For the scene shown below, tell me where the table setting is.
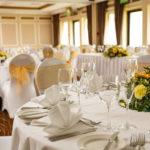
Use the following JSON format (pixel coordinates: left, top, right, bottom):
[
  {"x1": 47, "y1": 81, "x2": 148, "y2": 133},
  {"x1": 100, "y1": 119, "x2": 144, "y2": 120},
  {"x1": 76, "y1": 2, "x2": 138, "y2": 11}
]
[{"x1": 11, "y1": 62, "x2": 150, "y2": 150}]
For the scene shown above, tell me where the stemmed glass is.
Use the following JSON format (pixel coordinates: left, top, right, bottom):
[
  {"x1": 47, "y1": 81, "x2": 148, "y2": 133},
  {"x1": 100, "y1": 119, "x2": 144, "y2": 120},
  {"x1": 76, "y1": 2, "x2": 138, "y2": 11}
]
[
  {"x1": 58, "y1": 68, "x2": 73, "y2": 102},
  {"x1": 118, "y1": 86, "x2": 135, "y2": 130},
  {"x1": 120, "y1": 58, "x2": 137, "y2": 130},
  {"x1": 124, "y1": 58, "x2": 138, "y2": 81},
  {"x1": 98, "y1": 75, "x2": 119, "y2": 131}
]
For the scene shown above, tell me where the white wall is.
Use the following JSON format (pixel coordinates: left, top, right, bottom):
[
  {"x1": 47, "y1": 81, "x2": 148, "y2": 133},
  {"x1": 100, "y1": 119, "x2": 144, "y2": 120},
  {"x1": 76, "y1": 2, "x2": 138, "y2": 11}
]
[{"x1": 0, "y1": 14, "x2": 53, "y2": 50}]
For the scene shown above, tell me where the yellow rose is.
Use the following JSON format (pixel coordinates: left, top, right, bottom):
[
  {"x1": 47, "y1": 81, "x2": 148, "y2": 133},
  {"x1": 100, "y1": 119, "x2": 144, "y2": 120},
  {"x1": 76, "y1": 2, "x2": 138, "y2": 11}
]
[
  {"x1": 113, "y1": 48, "x2": 118, "y2": 54},
  {"x1": 134, "y1": 84, "x2": 147, "y2": 100},
  {"x1": 144, "y1": 74, "x2": 150, "y2": 79},
  {"x1": 118, "y1": 54, "x2": 122, "y2": 57},
  {"x1": 119, "y1": 50, "x2": 123, "y2": 53},
  {"x1": 0, "y1": 52, "x2": 5, "y2": 56}
]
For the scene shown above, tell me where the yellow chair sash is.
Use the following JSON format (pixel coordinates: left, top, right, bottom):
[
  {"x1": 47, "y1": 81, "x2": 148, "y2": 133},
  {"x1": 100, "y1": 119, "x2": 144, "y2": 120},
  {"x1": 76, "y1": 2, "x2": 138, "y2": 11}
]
[
  {"x1": 43, "y1": 51, "x2": 53, "y2": 58},
  {"x1": 9, "y1": 62, "x2": 35, "y2": 93},
  {"x1": 70, "y1": 51, "x2": 78, "y2": 59},
  {"x1": 54, "y1": 52, "x2": 72, "y2": 66}
]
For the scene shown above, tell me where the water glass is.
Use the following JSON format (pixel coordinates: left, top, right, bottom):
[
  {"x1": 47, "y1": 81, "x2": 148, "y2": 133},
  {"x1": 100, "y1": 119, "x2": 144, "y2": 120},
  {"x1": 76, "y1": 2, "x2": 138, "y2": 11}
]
[{"x1": 58, "y1": 68, "x2": 73, "y2": 102}]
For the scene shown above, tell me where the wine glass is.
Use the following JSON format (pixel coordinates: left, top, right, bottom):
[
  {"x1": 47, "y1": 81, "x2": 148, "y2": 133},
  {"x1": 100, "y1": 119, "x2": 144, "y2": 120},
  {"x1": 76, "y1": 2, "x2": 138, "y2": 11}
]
[
  {"x1": 58, "y1": 68, "x2": 73, "y2": 102},
  {"x1": 97, "y1": 45, "x2": 104, "y2": 53},
  {"x1": 118, "y1": 84, "x2": 135, "y2": 130},
  {"x1": 98, "y1": 75, "x2": 119, "y2": 131},
  {"x1": 124, "y1": 58, "x2": 138, "y2": 81}
]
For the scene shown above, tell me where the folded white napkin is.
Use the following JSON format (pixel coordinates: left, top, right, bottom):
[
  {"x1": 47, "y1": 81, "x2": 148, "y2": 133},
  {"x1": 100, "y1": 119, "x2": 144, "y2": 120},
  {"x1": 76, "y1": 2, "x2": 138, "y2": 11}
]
[
  {"x1": 44, "y1": 101, "x2": 82, "y2": 136},
  {"x1": 31, "y1": 116, "x2": 50, "y2": 126},
  {"x1": 88, "y1": 73, "x2": 103, "y2": 93},
  {"x1": 31, "y1": 85, "x2": 65, "y2": 108}
]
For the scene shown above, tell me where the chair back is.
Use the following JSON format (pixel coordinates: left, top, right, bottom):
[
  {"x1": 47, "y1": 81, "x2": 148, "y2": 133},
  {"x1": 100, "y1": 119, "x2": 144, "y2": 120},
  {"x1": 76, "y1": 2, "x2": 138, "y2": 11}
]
[
  {"x1": 43, "y1": 46, "x2": 53, "y2": 58},
  {"x1": 4, "y1": 54, "x2": 36, "y2": 118},
  {"x1": 9, "y1": 54, "x2": 36, "y2": 93},
  {"x1": 35, "y1": 58, "x2": 71, "y2": 93},
  {"x1": 137, "y1": 55, "x2": 150, "y2": 72},
  {"x1": 54, "y1": 52, "x2": 66, "y2": 61},
  {"x1": 80, "y1": 45, "x2": 90, "y2": 53}
]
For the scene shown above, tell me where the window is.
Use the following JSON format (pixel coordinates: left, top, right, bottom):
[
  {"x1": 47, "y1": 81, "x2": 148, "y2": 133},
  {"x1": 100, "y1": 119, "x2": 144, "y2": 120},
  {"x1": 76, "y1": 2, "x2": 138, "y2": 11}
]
[
  {"x1": 104, "y1": 13, "x2": 117, "y2": 45},
  {"x1": 82, "y1": 17, "x2": 89, "y2": 45},
  {"x1": 128, "y1": 10, "x2": 142, "y2": 46},
  {"x1": 73, "y1": 20, "x2": 80, "y2": 46},
  {"x1": 60, "y1": 21, "x2": 69, "y2": 45}
]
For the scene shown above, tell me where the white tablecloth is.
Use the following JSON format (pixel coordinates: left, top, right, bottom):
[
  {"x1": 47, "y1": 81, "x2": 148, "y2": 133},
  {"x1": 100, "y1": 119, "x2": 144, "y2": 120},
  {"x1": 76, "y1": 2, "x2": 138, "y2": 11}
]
[
  {"x1": 77, "y1": 53, "x2": 131, "y2": 81},
  {"x1": 11, "y1": 93, "x2": 150, "y2": 150}
]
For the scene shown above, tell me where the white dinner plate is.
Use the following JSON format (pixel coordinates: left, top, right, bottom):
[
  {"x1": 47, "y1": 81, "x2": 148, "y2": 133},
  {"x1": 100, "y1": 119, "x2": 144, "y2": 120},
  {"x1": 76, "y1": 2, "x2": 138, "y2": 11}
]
[
  {"x1": 77, "y1": 134, "x2": 127, "y2": 150},
  {"x1": 78, "y1": 134, "x2": 109, "y2": 150}
]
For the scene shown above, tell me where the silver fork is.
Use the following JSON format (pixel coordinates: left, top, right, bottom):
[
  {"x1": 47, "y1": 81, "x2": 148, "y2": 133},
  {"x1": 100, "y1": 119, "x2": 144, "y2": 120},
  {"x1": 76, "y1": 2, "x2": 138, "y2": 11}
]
[
  {"x1": 137, "y1": 133, "x2": 145, "y2": 150},
  {"x1": 130, "y1": 134, "x2": 138, "y2": 148}
]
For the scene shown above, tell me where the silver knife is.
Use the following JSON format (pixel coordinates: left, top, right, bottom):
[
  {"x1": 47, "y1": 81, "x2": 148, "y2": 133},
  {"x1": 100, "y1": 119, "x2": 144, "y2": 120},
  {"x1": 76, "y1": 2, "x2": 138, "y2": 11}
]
[
  {"x1": 104, "y1": 131, "x2": 119, "y2": 150},
  {"x1": 49, "y1": 128, "x2": 97, "y2": 141},
  {"x1": 20, "y1": 106, "x2": 50, "y2": 110}
]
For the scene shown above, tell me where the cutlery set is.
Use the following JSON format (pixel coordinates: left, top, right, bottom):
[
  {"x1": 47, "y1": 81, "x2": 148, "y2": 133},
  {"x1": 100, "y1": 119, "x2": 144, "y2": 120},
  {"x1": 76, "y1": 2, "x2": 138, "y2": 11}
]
[
  {"x1": 130, "y1": 133, "x2": 145, "y2": 149},
  {"x1": 19, "y1": 106, "x2": 147, "y2": 150}
]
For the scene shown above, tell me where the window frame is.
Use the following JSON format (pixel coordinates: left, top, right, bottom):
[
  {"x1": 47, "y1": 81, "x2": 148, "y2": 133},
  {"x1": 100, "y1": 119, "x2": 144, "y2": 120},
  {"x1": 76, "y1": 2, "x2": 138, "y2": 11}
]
[
  {"x1": 127, "y1": 9, "x2": 142, "y2": 46},
  {"x1": 73, "y1": 20, "x2": 80, "y2": 46}
]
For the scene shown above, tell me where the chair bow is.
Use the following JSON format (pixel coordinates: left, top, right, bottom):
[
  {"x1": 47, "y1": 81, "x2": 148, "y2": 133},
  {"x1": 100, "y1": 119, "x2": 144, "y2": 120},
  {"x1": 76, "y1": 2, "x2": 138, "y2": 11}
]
[{"x1": 9, "y1": 62, "x2": 35, "y2": 93}]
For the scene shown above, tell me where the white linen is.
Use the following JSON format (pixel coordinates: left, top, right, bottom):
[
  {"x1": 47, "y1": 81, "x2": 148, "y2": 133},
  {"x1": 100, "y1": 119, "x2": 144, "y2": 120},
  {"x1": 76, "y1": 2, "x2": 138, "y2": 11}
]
[
  {"x1": 137, "y1": 55, "x2": 150, "y2": 63},
  {"x1": 31, "y1": 85, "x2": 65, "y2": 108},
  {"x1": 44, "y1": 101, "x2": 82, "y2": 136},
  {"x1": 2, "y1": 54, "x2": 36, "y2": 118},
  {"x1": 77, "y1": 53, "x2": 131, "y2": 82},
  {"x1": 11, "y1": 92, "x2": 150, "y2": 150}
]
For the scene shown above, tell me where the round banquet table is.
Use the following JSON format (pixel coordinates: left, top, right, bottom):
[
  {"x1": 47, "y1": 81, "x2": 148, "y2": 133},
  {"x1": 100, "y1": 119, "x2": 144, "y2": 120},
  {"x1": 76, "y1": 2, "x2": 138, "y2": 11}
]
[
  {"x1": 11, "y1": 93, "x2": 150, "y2": 150},
  {"x1": 76, "y1": 53, "x2": 139, "y2": 82}
]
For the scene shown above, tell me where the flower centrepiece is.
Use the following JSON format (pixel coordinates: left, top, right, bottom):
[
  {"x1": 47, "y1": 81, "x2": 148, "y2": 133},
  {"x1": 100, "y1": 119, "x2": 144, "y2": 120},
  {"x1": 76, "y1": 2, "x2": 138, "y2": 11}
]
[
  {"x1": 121, "y1": 67, "x2": 150, "y2": 112},
  {"x1": 0, "y1": 51, "x2": 7, "y2": 63},
  {"x1": 103, "y1": 46, "x2": 130, "y2": 58}
]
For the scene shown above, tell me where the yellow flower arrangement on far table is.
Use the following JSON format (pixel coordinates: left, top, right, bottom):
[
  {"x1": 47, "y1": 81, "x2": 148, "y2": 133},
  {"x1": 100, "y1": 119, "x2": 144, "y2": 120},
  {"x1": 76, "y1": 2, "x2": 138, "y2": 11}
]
[
  {"x1": 103, "y1": 45, "x2": 130, "y2": 58},
  {"x1": 0, "y1": 51, "x2": 8, "y2": 63}
]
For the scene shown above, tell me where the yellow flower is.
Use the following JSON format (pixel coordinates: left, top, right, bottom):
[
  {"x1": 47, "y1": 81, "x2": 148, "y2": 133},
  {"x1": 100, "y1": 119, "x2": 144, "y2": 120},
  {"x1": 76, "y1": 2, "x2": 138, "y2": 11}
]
[
  {"x1": 113, "y1": 48, "x2": 118, "y2": 54},
  {"x1": 119, "y1": 50, "x2": 123, "y2": 53},
  {"x1": 134, "y1": 84, "x2": 147, "y2": 100},
  {"x1": 60, "y1": 45, "x2": 64, "y2": 49},
  {"x1": 0, "y1": 52, "x2": 5, "y2": 56},
  {"x1": 143, "y1": 74, "x2": 150, "y2": 79},
  {"x1": 118, "y1": 54, "x2": 122, "y2": 57},
  {"x1": 110, "y1": 53, "x2": 115, "y2": 57}
]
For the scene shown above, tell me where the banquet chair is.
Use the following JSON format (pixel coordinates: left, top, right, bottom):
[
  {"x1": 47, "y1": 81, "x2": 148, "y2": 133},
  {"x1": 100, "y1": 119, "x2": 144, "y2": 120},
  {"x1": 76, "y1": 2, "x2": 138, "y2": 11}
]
[
  {"x1": 80, "y1": 45, "x2": 96, "y2": 53},
  {"x1": 35, "y1": 58, "x2": 71, "y2": 94},
  {"x1": 135, "y1": 46, "x2": 147, "y2": 56},
  {"x1": 43, "y1": 46, "x2": 54, "y2": 59},
  {"x1": 0, "y1": 136, "x2": 11, "y2": 150},
  {"x1": 70, "y1": 50, "x2": 79, "y2": 68},
  {"x1": 54, "y1": 52, "x2": 67, "y2": 61},
  {"x1": 2, "y1": 54, "x2": 37, "y2": 118},
  {"x1": 137, "y1": 55, "x2": 150, "y2": 72},
  {"x1": 80, "y1": 45, "x2": 91, "y2": 53}
]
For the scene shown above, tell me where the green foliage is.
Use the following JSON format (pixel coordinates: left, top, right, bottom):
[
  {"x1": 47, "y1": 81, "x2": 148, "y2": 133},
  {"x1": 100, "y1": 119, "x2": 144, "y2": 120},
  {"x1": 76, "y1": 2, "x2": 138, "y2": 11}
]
[{"x1": 125, "y1": 69, "x2": 150, "y2": 112}]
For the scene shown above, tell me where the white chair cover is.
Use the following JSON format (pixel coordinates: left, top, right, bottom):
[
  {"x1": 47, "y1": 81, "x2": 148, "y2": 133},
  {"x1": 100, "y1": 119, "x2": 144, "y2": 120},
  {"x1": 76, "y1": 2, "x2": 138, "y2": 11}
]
[
  {"x1": 2, "y1": 54, "x2": 36, "y2": 118},
  {"x1": 137, "y1": 55, "x2": 150, "y2": 72},
  {"x1": 42, "y1": 46, "x2": 54, "y2": 59},
  {"x1": 35, "y1": 58, "x2": 70, "y2": 94}
]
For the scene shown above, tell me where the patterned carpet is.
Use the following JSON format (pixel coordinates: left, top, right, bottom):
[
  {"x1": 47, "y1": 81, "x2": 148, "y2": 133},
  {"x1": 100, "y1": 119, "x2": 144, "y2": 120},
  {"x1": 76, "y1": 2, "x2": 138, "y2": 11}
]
[{"x1": 0, "y1": 98, "x2": 13, "y2": 136}]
